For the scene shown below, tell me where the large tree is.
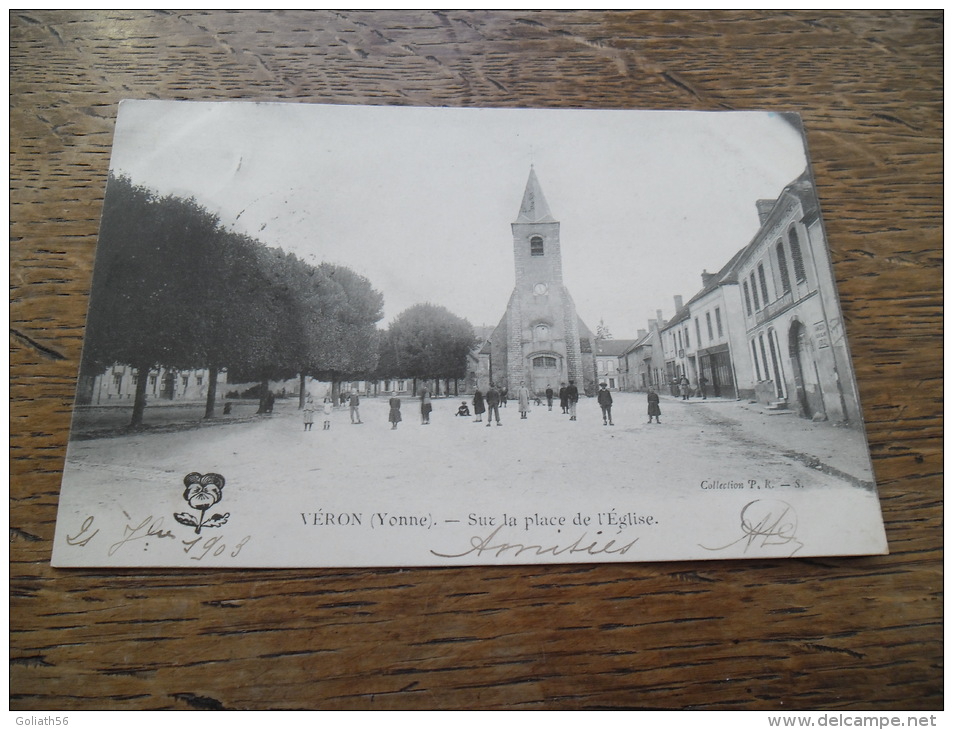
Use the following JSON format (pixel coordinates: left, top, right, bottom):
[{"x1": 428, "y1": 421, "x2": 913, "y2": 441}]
[
  {"x1": 387, "y1": 303, "x2": 475, "y2": 394},
  {"x1": 310, "y1": 263, "x2": 384, "y2": 402},
  {"x1": 80, "y1": 175, "x2": 223, "y2": 427}
]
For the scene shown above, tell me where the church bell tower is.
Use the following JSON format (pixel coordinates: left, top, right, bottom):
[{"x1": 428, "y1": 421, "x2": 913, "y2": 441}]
[{"x1": 504, "y1": 167, "x2": 587, "y2": 393}]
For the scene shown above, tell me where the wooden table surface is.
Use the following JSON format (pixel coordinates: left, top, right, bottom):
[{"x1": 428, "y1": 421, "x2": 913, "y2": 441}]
[{"x1": 10, "y1": 10, "x2": 942, "y2": 711}]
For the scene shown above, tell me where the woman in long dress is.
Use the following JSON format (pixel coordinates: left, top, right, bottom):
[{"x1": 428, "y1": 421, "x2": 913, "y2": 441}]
[
  {"x1": 388, "y1": 392, "x2": 402, "y2": 430},
  {"x1": 472, "y1": 389, "x2": 485, "y2": 423}
]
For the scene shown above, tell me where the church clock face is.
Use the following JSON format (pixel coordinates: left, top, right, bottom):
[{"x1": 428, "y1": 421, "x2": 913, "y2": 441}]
[{"x1": 533, "y1": 283, "x2": 549, "y2": 296}]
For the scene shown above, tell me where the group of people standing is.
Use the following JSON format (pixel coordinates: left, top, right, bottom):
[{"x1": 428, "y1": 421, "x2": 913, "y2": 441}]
[
  {"x1": 305, "y1": 381, "x2": 665, "y2": 430},
  {"x1": 674, "y1": 374, "x2": 709, "y2": 400}
]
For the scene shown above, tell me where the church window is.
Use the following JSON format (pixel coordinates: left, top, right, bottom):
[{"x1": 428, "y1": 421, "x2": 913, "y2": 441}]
[
  {"x1": 776, "y1": 240, "x2": 792, "y2": 294},
  {"x1": 750, "y1": 273, "x2": 761, "y2": 310},
  {"x1": 534, "y1": 323, "x2": 550, "y2": 340},
  {"x1": 789, "y1": 227, "x2": 806, "y2": 282},
  {"x1": 533, "y1": 356, "x2": 557, "y2": 368},
  {"x1": 743, "y1": 282, "x2": 753, "y2": 316},
  {"x1": 530, "y1": 236, "x2": 544, "y2": 256}
]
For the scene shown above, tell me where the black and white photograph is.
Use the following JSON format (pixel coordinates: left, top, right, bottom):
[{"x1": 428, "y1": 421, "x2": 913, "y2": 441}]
[{"x1": 51, "y1": 100, "x2": 888, "y2": 567}]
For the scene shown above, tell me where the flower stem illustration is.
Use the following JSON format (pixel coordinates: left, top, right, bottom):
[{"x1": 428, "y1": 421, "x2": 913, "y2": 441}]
[{"x1": 174, "y1": 472, "x2": 230, "y2": 534}]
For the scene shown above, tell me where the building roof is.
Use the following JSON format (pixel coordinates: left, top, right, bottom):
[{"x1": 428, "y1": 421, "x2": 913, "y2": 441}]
[
  {"x1": 593, "y1": 338, "x2": 638, "y2": 357},
  {"x1": 515, "y1": 166, "x2": 556, "y2": 224}
]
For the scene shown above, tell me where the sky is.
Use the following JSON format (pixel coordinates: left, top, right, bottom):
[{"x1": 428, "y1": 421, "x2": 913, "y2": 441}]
[{"x1": 108, "y1": 100, "x2": 811, "y2": 337}]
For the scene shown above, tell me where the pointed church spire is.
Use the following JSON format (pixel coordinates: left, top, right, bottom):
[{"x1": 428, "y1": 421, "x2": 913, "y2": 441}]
[{"x1": 516, "y1": 166, "x2": 556, "y2": 223}]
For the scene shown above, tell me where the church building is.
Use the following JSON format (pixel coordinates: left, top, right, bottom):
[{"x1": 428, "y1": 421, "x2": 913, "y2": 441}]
[{"x1": 477, "y1": 168, "x2": 596, "y2": 396}]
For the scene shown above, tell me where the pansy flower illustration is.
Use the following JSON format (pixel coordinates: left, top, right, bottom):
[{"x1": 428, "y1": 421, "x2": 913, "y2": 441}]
[{"x1": 174, "y1": 472, "x2": 230, "y2": 534}]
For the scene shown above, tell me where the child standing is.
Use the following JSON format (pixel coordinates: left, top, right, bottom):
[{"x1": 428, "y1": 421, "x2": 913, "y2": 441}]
[
  {"x1": 303, "y1": 396, "x2": 314, "y2": 431},
  {"x1": 322, "y1": 397, "x2": 333, "y2": 430}
]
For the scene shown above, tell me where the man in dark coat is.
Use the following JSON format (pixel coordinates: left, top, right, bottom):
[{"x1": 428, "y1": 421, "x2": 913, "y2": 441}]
[
  {"x1": 485, "y1": 384, "x2": 502, "y2": 427},
  {"x1": 558, "y1": 382, "x2": 569, "y2": 414},
  {"x1": 597, "y1": 382, "x2": 614, "y2": 426},
  {"x1": 545, "y1": 385, "x2": 554, "y2": 411},
  {"x1": 647, "y1": 389, "x2": 661, "y2": 424},
  {"x1": 566, "y1": 380, "x2": 579, "y2": 421}
]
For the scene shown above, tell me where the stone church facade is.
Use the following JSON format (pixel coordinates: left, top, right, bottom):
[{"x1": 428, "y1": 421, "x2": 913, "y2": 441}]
[{"x1": 477, "y1": 168, "x2": 596, "y2": 396}]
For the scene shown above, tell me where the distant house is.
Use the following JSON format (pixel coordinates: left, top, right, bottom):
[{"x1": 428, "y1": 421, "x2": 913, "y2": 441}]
[
  {"x1": 619, "y1": 314, "x2": 666, "y2": 393},
  {"x1": 659, "y1": 296, "x2": 693, "y2": 395},
  {"x1": 681, "y1": 253, "x2": 754, "y2": 400},
  {"x1": 592, "y1": 338, "x2": 636, "y2": 390},
  {"x1": 77, "y1": 364, "x2": 227, "y2": 405}
]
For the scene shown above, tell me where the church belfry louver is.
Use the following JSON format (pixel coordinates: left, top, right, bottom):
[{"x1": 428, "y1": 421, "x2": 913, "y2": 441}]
[{"x1": 478, "y1": 167, "x2": 595, "y2": 395}]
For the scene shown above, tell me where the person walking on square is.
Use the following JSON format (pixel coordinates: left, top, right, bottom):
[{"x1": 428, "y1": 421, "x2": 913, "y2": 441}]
[
  {"x1": 679, "y1": 375, "x2": 690, "y2": 400},
  {"x1": 647, "y1": 388, "x2": 661, "y2": 424},
  {"x1": 322, "y1": 397, "x2": 333, "y2": 430},
  {"x1": 698, "y1": 374, "x2": 709, "y2": 400},
  {"x1": 303, "y1": 396, "x2": 314, "y2": 431},
  {"x1": 517, "y1": 381, "x2": 531, "y2": 419},
  {"x1": 472, "y1": 388, "x2": 485, "y2": 423},
  {"x1": 500, "y1": 386, "x2": 508, "y2": 408},
  {"x1": 545, "y1": 385, "x2": 554, "y2": 411},
  {"x1": 567, "y1": 380, "x2": 579, "y2": 421},
  {"x1": 485, "y1": 383, "x2": 502, "y2": 427},
  {"x1": 420, "y1": 385, "x2": 432, "y2": 425},
  {"x1": 559, "y1": 382, "x2": 569, "y2": 414},
  {"x1": 388, "y1": 392, "x2": 402, "y2": 430},
  {"x1": 597, "y1": 382, "x2": 614, "y2": 426},
  {"x1": 349, "y1": 389, "x2": 362, "y2": 424}
]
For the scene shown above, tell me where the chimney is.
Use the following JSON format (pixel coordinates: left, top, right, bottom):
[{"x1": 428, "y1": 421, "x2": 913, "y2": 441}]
[
  {"x1": 756, "y1": 199, "x2": 775, "y2": 225},
  {"x1": 655, "y1": 310, "x2": 665, "y2": 328},
  {"x1": 701, "y1": 269, "x2": 716, "y2": 288},
  {"x1": 637, "y1": 328, "x2": 647, "y2": 340},
  {"x1": 674, "y1": 295, "x2": 683, "y2": 311}
]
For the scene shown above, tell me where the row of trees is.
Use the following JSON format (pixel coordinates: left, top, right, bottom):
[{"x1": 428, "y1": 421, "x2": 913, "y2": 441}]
[
  {"x1": 81, "y1": 175, "x2": 480, "y2": 428},
  {"x1": 81, "y1": 175, "x2": 384, "y2": 427}
]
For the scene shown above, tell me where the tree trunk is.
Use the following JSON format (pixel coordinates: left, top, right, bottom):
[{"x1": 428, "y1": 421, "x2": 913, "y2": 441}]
[
  {"x1": 298, "y1": 373, "x2": 307, "y2": 409},
  {"x1": 257, "y1": 379, "x2": 269, "y2": 414},
  {"x1": 204, "y1": 364, "x2": 219, "y2": 419},
  {"x1": 130, "y1": 363, "x2": 150, "y2": 428}
]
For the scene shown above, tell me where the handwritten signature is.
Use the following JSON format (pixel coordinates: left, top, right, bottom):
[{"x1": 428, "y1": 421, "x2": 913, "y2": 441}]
[
  {"x1": 701, "y1": 499, "x2": 804, "y2": 556},
  {"x1": 430, "y1": 524, "x2": 638, "y2": 560}
]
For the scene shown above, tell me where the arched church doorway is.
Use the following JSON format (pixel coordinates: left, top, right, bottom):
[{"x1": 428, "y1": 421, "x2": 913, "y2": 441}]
[{"x1": 530, "y1": 354, "x2": 560, "y2": 396}]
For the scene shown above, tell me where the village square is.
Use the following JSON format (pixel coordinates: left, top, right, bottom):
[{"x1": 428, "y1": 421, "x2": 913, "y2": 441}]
[{"x1": 66, "y1": 166, "x2": 875, "y2": 501}]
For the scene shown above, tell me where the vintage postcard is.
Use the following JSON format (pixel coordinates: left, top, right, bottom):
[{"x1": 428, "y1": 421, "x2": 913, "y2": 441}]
[{"x1": 51, "y1": 101, "x2": 888, "y2": 567}]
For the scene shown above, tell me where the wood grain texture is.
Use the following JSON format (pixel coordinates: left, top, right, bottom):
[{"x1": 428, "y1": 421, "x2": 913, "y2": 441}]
[{"x1": 10, "y1": 10, "x2": 942, "y2": 710}]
